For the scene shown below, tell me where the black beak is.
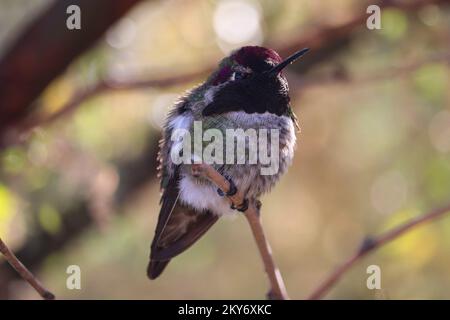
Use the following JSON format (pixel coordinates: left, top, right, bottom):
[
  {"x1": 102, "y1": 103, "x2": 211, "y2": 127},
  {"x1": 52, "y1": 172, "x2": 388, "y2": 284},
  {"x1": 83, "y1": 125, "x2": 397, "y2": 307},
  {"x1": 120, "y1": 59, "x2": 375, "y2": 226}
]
[{"x1": 267, "y1": 48, "x2": 309, "y2": 77}]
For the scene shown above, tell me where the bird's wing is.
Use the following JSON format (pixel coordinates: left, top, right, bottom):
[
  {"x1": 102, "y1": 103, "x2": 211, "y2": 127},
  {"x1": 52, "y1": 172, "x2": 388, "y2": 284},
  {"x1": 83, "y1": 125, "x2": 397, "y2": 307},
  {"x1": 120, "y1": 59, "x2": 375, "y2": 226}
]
[
  {"x1": 149, "y1": 96, "x2": 218, "y2": 278},
  {"x1": 148, "y1": 171, "x2": 218, "y2": 278}
]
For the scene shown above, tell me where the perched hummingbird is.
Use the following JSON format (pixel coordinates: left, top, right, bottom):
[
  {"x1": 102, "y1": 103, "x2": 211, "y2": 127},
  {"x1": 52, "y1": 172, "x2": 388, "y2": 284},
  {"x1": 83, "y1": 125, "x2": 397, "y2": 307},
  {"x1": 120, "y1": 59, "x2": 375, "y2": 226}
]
[{"x1": 147, "y1": 46, "x2": 309, "y2": 279}]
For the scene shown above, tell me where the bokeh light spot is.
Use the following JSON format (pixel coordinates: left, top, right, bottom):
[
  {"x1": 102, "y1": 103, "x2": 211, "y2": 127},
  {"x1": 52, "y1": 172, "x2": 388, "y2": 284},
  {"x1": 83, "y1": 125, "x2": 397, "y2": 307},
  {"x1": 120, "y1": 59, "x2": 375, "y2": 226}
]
[
  {"x1": 213, "y1": 0, "x2": 263, "y2": 53},
  {"x1": 371, "y1": 170, "x2": 408, "y2": 215}
]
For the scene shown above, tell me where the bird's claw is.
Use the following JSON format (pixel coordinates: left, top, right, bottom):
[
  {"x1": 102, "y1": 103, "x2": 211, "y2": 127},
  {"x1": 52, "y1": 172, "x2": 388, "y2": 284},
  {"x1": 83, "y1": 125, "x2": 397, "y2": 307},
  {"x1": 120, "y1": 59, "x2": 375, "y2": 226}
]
[
  {"x1": 216, "y1": 176, "x2": 248, "y2": 212},
  {"x1": 217, "y1": 176, "x2": 238, "y2": 197},
  {"x1": 231, "y1": 198, "x2": 249, "y2": 212}
]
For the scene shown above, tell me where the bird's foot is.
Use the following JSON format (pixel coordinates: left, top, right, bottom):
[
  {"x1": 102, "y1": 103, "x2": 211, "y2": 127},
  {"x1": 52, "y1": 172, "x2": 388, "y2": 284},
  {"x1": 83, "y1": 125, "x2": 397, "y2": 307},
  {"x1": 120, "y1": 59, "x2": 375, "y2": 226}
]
[
  {"x1": 216, "y1": 176, "x2": 248, "y2": 212},
  {"x1": 255, "y1": 199, "x2": 262, "y2": 211},
  {"x1": 231, "y1": 198, "x2": 249, "y2": 212},
  {"x1": 216, "y1": 175, "x2": 238, "y2": 197}
]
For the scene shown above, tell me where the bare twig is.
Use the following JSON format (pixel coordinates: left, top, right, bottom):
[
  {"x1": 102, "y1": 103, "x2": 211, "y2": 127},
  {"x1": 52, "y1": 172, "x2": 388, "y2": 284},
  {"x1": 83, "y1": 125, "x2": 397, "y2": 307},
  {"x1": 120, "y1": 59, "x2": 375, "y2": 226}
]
[
  {"x1": 0, "y1": 237, "x2": 55, "y2": 300},
  {"x1": 308, "y1": 202, "x2": 450, "y2": 300},
  {"x1": 191, "y1": 163, "x2": 289, "y2": 300},
  {"x1": 289, "y1": 51, "x2": 450, "y2": 89},
  {"x1": 19, "y1": 68, "x2": 210, "y2": 135}
]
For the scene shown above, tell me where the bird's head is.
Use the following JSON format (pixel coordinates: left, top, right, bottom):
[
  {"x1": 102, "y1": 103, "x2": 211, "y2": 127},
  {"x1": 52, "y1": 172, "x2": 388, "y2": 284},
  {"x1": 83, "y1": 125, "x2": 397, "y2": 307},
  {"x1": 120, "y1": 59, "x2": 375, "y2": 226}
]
[{"x1": 203, "y1": 46, "x2": 309, "y2": 117}]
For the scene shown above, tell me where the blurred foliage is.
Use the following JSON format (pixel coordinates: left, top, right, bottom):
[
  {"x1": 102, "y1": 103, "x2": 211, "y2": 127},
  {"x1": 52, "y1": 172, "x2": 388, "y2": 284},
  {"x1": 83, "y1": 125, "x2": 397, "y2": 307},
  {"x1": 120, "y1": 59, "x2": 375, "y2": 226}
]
[
  {"x1": 413, "y1": 63, "x2": 449, "y2": 105},
  {"x1": 380, "y1": 9, "x2": 408, "y2": 40},
  {"x1": 0, "y1": 184, "x2": 16, "y2": 236},
  {"x1": 38, "y1": 204, "x2": 61, "y2": 235},
  {"x1": 1, "y1": 0, "x2": 450, "y2": 299}
]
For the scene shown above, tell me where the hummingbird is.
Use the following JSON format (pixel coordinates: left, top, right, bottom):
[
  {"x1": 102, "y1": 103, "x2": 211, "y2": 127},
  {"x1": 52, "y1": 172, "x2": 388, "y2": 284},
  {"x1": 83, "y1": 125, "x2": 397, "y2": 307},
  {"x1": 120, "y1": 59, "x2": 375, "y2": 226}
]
[{"x1": 147, "y1": 46, "x2": 309, "y2": 279}]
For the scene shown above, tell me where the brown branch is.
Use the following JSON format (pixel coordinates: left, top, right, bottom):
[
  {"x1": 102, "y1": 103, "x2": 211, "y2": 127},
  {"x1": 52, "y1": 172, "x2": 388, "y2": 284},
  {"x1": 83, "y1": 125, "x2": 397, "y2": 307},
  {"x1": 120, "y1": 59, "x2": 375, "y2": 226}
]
[
  {"x1": 274, "y1": 0, "x2": 449, "y2": 72},
  {"x1": 308, "y1": 202, "x2": 450, "y2": 300},
  {"x1": 0, "y1": 0, "x2": 146, "y2": 135},
  {"x1": 191, "y1": 163, "x2": 289, "y2": 300},
  {"x1": 0, "y1": 237, "x2": 54, "y2": 300},
  {"x1": 19, "y1": 67, "x2": 211, "y2": 135},
  {"x1": 289, "y1": 51, "x2": 450, "y2": 89}
]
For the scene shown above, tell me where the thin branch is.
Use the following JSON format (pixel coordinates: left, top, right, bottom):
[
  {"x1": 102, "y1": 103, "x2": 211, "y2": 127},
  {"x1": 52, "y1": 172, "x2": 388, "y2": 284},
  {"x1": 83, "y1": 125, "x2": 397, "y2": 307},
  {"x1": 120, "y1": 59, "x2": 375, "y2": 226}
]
[
  {"x1": 289, "y1": 51, "x2": 450, "y2": 89},
  {"x1": 308, "y1": 202, "x2": 450, "y2": 300},
  {"x1": 19, "y1": 68, "x2": 210, "y2": 135},
  {"x1": 191, "y1": 163, "x2": 289, "y2": 300},
  {"x1": 0, "y1": 237, "x2": 55, "y2": 300}
]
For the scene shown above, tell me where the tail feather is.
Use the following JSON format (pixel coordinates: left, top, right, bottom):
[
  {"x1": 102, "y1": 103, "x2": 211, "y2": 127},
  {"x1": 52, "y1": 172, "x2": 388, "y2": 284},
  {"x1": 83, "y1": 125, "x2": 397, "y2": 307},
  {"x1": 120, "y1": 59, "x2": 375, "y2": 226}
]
[{"x1": 147, "y1": 260, "x2": 170, "y2": 280}]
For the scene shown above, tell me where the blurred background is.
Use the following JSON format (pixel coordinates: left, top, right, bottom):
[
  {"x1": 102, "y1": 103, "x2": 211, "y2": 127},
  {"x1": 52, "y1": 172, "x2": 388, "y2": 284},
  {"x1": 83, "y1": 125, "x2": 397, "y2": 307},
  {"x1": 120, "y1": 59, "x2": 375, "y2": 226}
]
[{"x1": 0, "y1": 0, "x2": 450, "y2": 299}]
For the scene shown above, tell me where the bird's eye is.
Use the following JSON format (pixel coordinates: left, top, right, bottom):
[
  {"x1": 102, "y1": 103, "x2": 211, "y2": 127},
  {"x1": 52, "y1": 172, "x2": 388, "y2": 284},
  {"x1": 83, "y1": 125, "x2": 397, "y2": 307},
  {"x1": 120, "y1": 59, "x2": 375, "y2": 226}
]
[{"x1": 232, "y1": 71, "x2": 246, "y2": 81}]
